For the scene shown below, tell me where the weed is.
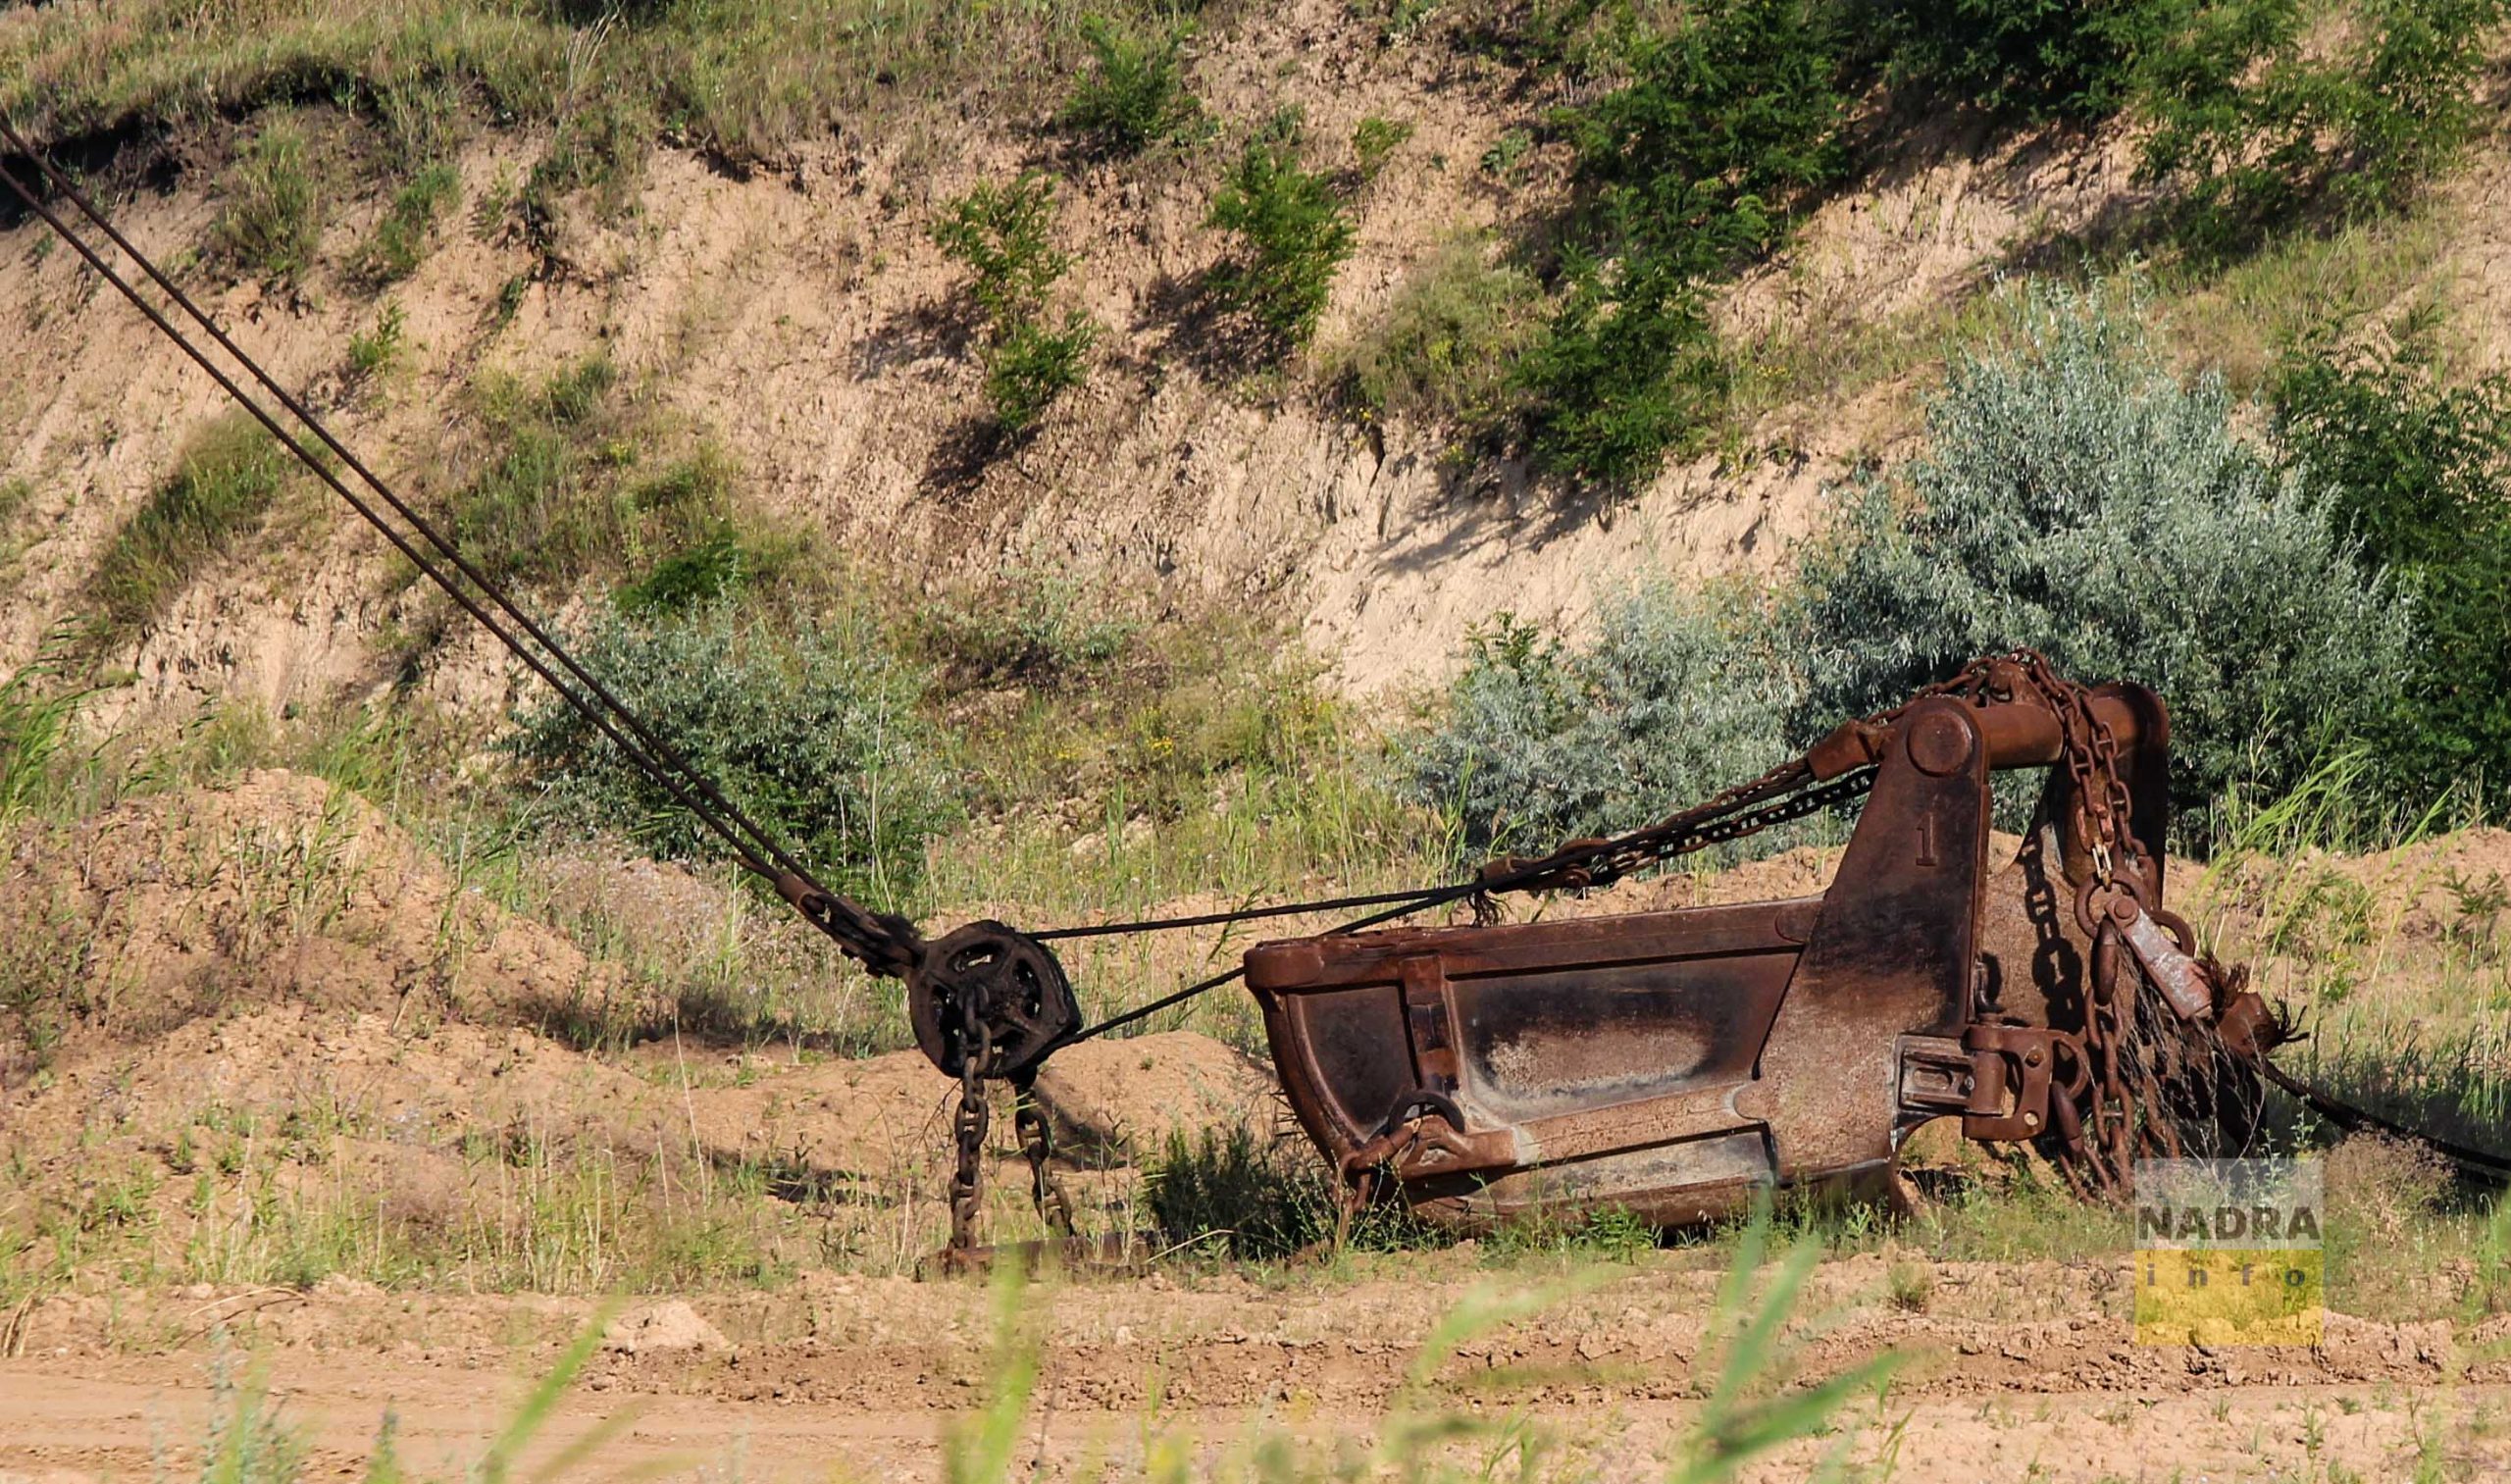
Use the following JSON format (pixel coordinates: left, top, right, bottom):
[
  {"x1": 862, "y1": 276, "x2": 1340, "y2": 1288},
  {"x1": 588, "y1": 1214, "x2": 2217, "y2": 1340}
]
[
  {"x1": 0, "y1": 631, "x2": 91, "y2": 826},
  {"x1": 199, "y1": 1355, "x2": 307, "y2": 1484},
  {"x1": 346, "y1": 301, "x2": 408, "y2": 381},
  {"x1": 214, "y1": 111, "x2": 325, "y2": 286},
  {"x1": 1207, "y1": 131, "x2": 1355, "y2": 349},
  {"x1": 444, "y1": 354, "x2": 727, "y2": 590},
  {"x1": 1145, "y1": 1126, "x2": 1335, "y2": 1260},
  {"x1": 359, "y1": 161, "x2": 461, "y2": 283},
  {"x1": 86, "y1": 415, "x2": 292, "y2": 645},
  {"x1": 1336, "y1": 236, "x2": 1543, "y2": 431},
  {"x1": 918, "y1": 564, "x2": 1135, "y2": 689},
  {"x1": 1058, "y1": 13, "x2": 1202, "y2": 155},
  {"x1": 1886, "y1": 1256, "x2": 1933, "y2": 1312},
  {"x1": 1351, "y1": 114, "x2": 1415, "y2": 182}
]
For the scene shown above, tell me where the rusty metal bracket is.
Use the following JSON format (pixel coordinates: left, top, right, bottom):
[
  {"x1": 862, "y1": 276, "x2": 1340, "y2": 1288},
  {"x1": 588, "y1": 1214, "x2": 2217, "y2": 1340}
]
[{"x1": 1960, "y1": 1024, "x2": 2092, "y2": 1143}]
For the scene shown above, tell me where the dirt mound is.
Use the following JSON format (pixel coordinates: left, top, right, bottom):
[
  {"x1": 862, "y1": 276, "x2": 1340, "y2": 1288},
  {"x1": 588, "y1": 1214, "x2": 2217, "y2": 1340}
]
[
  {"x1": 1030, "y1": 1031, "x2": 1287, "y2": 1162},
  {"x1": 606, "y1": 1300, "x2": 732, "y2": 1356},
  {"x1": 0, "y1": 769, "x2": 628, "y2": 1058}
]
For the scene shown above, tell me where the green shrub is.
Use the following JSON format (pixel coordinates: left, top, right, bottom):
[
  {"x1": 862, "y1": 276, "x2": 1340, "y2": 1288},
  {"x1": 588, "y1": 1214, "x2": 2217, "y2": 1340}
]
[
  {"x1": 933, "y1": 174, "x2": 1099, "y2": 434},
  {"x1": 2274, "y1": 348, "x2": 2511, "y2": 796},
  {"x1": 984, "y1": 312, "x2": 1099, "y2": 434},
  {"x1": 614, "y1": 523, "x2": 778, "y2": 615},
  {"x1": 1405, "y1": 592, "x2": 1805, "y2": 859},
  {"x1": 2132, "y1": 0, "x2": 2507, "y2": 252},
  {"x1": 346, "y1": 302, "x2": 407, "y2": 380},
  {"x1": 1561, "y1": 0, "x2": 1847, "y2": 274},
  {"x1": 931, "y1": 173, "x2": 1072, "y2": 325},
  {"x1": 1515, "y1": 251, "x2": 1725, "y2": 487},
  {"x1": 1516, "y1": 0, "x2": 1848, "y2": 487},
  {"x1": 1338, "y1": 237, "x2": 1544, "y2": 429},
  {"x1": 1350, "y1": 114, "x2": 1414, "y2": 181},
  {"x1": 214, "y1": 112, "x2": 324, "y2": 285},
  {"x1": 88, "y1": 415, "x2": 291, "y2": 641},
  {"x1": 1790, "y1": 283, "x2": 2411, "y2": 820},
  {"x1": 1057, "y1": 13, "x2": 1202, "y2": 154},
  {"x1": 360, "y1": 161, "x2": 461, "y2": 283},
  {"x1": 1206, "y1": 134, "x2": 1356, "y2": 348},
  {"x1": 505, "y1": 605, "x2": 959, "y2": 906},
  {"x1": 1878, "y1": 0, "x2": 2153, "y2": 120}
]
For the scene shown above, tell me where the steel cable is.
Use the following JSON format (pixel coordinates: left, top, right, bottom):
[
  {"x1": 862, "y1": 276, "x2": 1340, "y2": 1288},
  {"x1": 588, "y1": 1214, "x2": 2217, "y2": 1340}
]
[{"x1": 0, "y1": 130, "x2": 911, "y2": 968}]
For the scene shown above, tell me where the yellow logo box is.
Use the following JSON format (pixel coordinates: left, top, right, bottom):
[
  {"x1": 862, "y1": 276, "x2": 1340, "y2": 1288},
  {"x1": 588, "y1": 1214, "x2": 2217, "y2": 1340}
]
[{"x1": 2133, "y1": 1249, "x2": 2325, "y2": 1347}]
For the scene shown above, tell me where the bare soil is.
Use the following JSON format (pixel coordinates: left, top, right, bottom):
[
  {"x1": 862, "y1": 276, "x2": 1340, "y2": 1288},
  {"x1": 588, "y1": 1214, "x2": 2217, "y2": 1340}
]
[{"x1": 4, "y1": 1257, "x2": 2509, "y2": 1481}]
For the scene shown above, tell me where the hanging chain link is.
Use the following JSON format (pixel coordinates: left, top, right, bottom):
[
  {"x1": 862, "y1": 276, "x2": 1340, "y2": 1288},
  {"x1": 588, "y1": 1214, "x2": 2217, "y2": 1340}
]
[
  {"x1": 947, "y1": 990, "x2": 995, "y2": 1254},
  {"x1": 1011, "y1": 1071, "x2": 1076, "y2": 1239}
]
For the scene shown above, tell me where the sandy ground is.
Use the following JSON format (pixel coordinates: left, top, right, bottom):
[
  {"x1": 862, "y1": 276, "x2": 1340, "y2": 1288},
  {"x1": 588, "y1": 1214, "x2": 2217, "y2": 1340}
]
[{"x1": 2, "y1": 1258, "x2": 2508, "y2": 1482}]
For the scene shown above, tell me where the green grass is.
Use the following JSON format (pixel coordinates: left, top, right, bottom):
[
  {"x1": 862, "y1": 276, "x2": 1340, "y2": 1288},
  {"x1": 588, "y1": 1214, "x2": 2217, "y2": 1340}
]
[
  {"x1": 359, "y1": 161, "x2": 461, "y2": 283},
  {"x1": 214, "y1": 111, "x2": 325, "y2": 286},
  {"x1": 441, "y1": 355, "x2": 739, "y2": 591},
  {"x1": 3, "y1": 0, "x2": 1211, "y2": 185},
  {"x1": 1334, "y1": 235, "x2": 1544, "y2": 430},
  {"x1": 85, "y1": 414, "x2": 293, "y2": 645}
]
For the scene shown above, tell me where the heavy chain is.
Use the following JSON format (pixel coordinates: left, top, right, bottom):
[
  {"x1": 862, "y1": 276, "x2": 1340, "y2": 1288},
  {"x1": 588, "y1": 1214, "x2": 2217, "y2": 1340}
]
[
  {"x1": 1011, "y1": 1071, "x2": 1076, "y2": 1238},
  {"x1": 1476, "y1": 656, "x2": 2007, "y2": 898},
  {"x1": 947, "y1": 989, "x2": 994, "y2": 1254},
  {"x1": 946, "y1": 979, "x2": 1082, "y2": 1254}
]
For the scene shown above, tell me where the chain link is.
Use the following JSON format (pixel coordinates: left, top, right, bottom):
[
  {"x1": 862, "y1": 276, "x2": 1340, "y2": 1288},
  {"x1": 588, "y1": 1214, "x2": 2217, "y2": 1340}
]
[
  {"x1": 948, "y1": 989, "x2": 994, "y2": 1254},
  {"x1": 1011, "y1": 1071, "x2": 1076, "y2": 1238}
]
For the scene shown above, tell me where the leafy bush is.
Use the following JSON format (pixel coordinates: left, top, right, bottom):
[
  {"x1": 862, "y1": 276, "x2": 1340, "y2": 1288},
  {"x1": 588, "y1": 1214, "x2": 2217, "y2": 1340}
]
[
  {"x1": 2132, "y1": 0, "x2": 2506, "y2": 251},
  {"x1": 505, "y1": 605, "x2": 959, "y2": 905},
  {"x1": 1206, "y1": 134, "x2": 1356, "y2": 348},
  {"x1": 1877, "y1": 0, "x2": 2153, "y2": 120},
  {"x1": 932, "y1": 173, "x2": 1099, "y2": 433},
  {"x1": 931, "y1": 173, "x2": 1073, "y2": 325},
  {"x1": 1560, "y1": 0, "x2": 1847, "y2": 275},
  {"x1": 1515, "y1": 251, "x2": 1726, "y2": 487},
  {"x1": 984, "y1": 312, "x2": 1100, "y2": 434},
  {"x1": 1405, "y1": 592, "x2": 1804, "y2": 859},
  {"x1": 214, "y1": 111, "x2": 324, "y2": 285},
  {"x1": 614, "y1": 521, "x2": 790, "y2": 616},
  {"x1": 88, "y1": 415, "x2": 291, "y2": 642},
  {"x1": 1516, "y1": 0, "x2": 1848, "y2": 487},
  {"x1": 1057, "y1": 13, "x2": 1202, "y2": 154},
  {"x1": 1789, "y1": 283, "x2": 2411, "y2": 818},
  {"x1": 1337, "y1": 236, "x2": 1544, "y2": 429},
  {"x1": 2274, "y1": 348, "x2": 2511, "y2": 795}
]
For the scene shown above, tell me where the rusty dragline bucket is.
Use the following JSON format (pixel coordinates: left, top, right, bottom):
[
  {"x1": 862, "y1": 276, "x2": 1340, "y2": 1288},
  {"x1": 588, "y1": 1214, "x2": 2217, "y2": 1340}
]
[{"x1": 1246, "y1": 666, "x2": 2280, "y2": 1230}]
